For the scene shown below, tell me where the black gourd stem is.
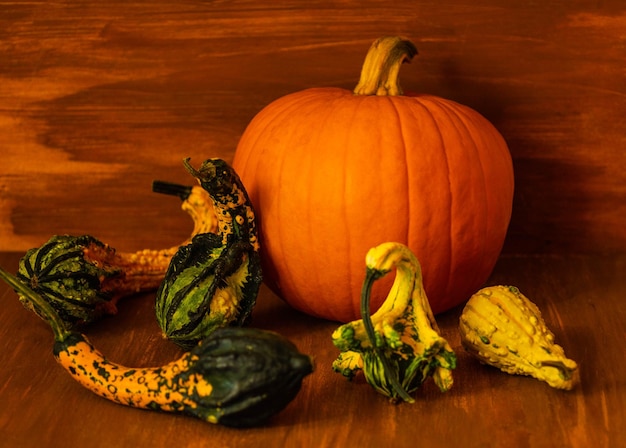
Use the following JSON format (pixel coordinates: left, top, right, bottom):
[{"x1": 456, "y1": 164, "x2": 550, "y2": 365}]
[
  {"x1": 152, "y1": 180, "x2": 192, "y2": 201},
  {"x1": 0, "y1": 267, "x2": 69, "y2": 342},
  {"x1": 361, "y1": 268, "x2": 414, "y2": 403}
]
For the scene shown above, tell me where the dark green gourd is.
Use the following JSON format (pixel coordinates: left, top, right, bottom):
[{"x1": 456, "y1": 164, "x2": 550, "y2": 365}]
[
  {"x1": 154, "y1": 158, "x2": 262, "y2": 349},
  {"x1": 16, "y1": 235, "x2": 126, "y2": 327}
]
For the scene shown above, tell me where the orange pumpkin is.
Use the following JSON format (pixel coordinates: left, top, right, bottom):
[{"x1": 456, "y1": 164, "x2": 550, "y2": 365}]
[{"x1": 232, "y1": 37, "x2": 514, "y2": 323}]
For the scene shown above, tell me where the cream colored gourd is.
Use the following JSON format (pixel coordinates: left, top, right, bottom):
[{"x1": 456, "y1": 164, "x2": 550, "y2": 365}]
[{"x1": 459, "y1": 285, "x2": 578, "y2": 390}]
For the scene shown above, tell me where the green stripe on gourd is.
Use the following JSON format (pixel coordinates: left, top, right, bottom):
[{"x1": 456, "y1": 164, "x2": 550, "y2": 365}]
[{"x1": 154, "y1": 158, "x2": 262, "y2": 349}]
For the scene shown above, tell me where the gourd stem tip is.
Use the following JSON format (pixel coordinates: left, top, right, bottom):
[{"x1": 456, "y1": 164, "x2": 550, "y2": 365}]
[{"x1": 183, "y1": 158, "x2": 200, "y2": 179}]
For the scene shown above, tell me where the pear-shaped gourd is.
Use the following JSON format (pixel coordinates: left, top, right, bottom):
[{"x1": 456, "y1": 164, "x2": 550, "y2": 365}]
[{"x1": 459, "y1": 285, "x2": 578, "y2": 390}]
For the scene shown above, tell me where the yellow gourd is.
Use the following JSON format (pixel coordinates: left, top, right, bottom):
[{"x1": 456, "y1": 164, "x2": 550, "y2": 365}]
[
  {"x1": 332, "y1": 242, "x2": 456, "y2": 403},
  {"x1": 459, "y1": 285, "x2": 578, "y2": 390}
]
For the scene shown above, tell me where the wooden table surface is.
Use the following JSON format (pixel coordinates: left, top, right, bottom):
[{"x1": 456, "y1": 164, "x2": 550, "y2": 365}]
[
  {"x1": 1, "y1": 1, "x2": 625, "y2": 447},
  {"x1": 1, "y1": 251, "x2": 624, "y2": 448}
]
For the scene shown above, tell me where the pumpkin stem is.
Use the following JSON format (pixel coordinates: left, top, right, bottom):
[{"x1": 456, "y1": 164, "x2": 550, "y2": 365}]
[{"x1": 354, "y1": 36, "x2": 418, "y2": 96}]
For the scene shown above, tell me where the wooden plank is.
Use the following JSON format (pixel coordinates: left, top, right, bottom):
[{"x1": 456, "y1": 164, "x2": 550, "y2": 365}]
[
  {"x1": 0, "y1": 1, "x2": 625, "y2": 253},
  {"x1": 0, "y1": 251, "x2": 624, "y2": 447}
]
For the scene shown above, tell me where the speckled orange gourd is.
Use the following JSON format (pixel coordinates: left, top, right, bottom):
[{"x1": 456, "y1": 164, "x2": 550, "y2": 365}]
[{"x1": 0, "y1": 267, "x2": 313, "y2": 428}]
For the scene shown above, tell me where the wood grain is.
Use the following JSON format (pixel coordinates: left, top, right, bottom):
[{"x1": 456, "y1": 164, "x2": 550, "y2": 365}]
[
  {"x1": 1, "y1": 1, "x2": 625, "y2": 253},
  {"x1": 0, "y1": 3, "x2": 625, "y2": 446},
  {"x1": 0, "y1": 251, "x2": 624, "y2": 448}
]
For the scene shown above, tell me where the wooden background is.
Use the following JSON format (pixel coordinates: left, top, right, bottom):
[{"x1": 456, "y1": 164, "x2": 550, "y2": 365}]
[
  {"x1": 1, "y1": 0, "x2": 625, "y2": 254},
  {"x1": 1, "y1": 1, "x2": 625, "y2": 448}
]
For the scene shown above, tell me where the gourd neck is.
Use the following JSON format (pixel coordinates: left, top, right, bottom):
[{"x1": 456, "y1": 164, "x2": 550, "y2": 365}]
[
  {"x1": 353, "y1": 36, "x2": 418, "y2": 96},
  {"x1": 364, "y1": 243, "x2": 423, "y2": 312}
]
